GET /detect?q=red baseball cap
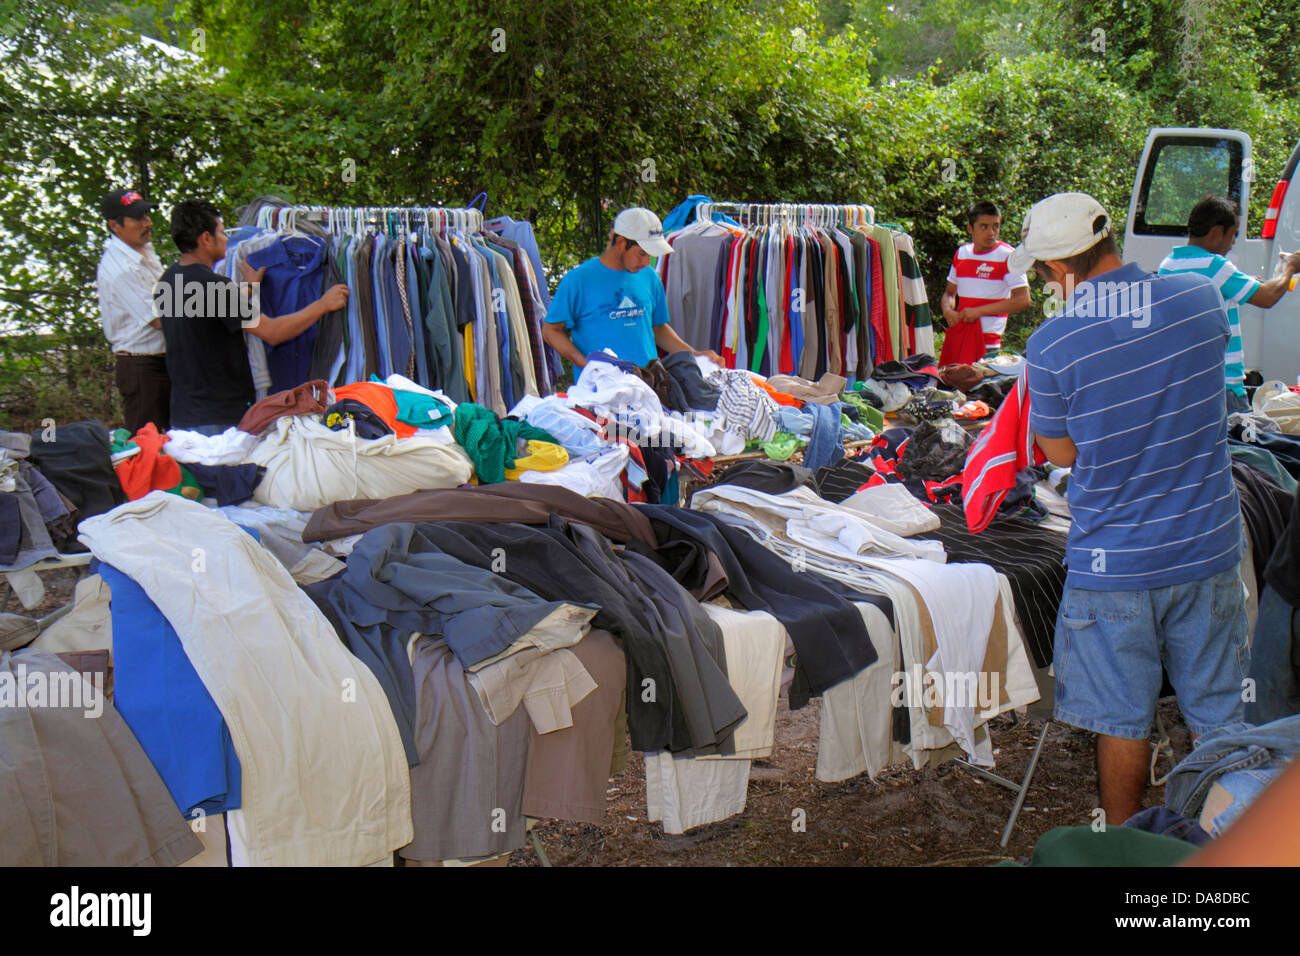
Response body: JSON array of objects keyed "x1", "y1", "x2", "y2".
[{"x1": 100, "y1": 189, "x2": 157, "y2": 220}]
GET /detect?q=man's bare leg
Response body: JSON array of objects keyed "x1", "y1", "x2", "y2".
[{"x1": 1097, "y1": 734, "x2": 1149, "y2": 825}]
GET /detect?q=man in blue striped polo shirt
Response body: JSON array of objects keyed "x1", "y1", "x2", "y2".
[
  {"x1": 1013, "y1": 193, "x2": 1249, "y2": 826},
  {"x1": 1157, "y1": 195, "x2": 1300, "y2": 414}
]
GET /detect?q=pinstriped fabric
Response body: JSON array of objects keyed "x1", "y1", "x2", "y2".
[{"x1": 395, "y1": 240, "x2": 417, "y2": 379}]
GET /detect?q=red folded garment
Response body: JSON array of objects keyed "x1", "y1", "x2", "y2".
[
  {"x1": 114, "y1": 423, "x2": 180, "y2": 500},
  {"x1": 938, "y1": 320, "x2": 986, "y2": 367},
  {"x1": 237, "y1": 380, "x2": 331, "y2": 435}
]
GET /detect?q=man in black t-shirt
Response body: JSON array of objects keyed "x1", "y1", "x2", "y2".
[{"x1": 154, "y1": 200, "x2": 348, "y2": 432}]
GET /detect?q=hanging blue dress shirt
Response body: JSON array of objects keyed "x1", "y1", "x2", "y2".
[
  {"x1": 370, "y1": 234, "x2": 393, "y2": 377},
  {"x1": 382, "y1": 238, "x2": 413, "y2": 378},
  {"x1": 245, "y1": 234, "x2": 326, "y2": 393}
]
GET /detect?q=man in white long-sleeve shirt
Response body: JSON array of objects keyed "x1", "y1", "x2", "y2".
[{"x1": 97, "y1": 188, "x2": 169, "y2": 432}]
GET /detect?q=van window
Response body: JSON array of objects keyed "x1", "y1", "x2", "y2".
[{"x1": 1134, "y1": 136, "x2": 1246, "y2": 236}]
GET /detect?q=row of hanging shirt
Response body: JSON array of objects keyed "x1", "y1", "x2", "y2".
[
  {"x1": 655, "y1": 202, "x2": 934, "y2": 380},
  {"x1": 214, "y1": 205, "x2": 560, "y2": 416}
]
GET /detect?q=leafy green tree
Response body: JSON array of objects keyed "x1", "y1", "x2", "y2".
[
  {"x1": 848, "y1": 0, "x2": 1033, "y2": 81},
  {"x1": 186, "y1": 0, "x2": 881, "y2": 263},
  {"x1": 0, "y1": 0, "x2": 355, "y2": 426},
  {"x1": 1029, "y1": 0, "x2": 1300, "y2": 229},
  {"x1": 3, "y1": 0, "x2": 1298, "y2": 428},
  {"x1": 871, "y1": 53, "x2": 1155, "y2": 347}
]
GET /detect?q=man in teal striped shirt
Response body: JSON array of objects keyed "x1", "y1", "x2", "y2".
[{"x1": 1158, "y1": 195, "x2": 1300, "y2": 413}]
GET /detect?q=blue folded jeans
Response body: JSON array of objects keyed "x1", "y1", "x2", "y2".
[
  {"x1": 1122, "y1": 806, "x2": 1212, "y2": 846},
  {"x1": 1164, "y1": 714, "x2": 1300, "y2": 824},
  {"x1": 802, "y1": 401, "x2": 846, "y2": 473}
]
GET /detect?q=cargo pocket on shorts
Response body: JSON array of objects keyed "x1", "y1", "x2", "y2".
[
  {"x1": 1211, "y1": 572, "x2": 1246, "y2": 623},
  {"x1": 1054, "y1": 611, "x2": 1092, "y2": 709},
  {"x1": 1211, "y1": 572, "x2": 1250, "y2": 679}
]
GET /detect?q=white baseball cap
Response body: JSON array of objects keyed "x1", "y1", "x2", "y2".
[
  {"x1": 1007, "y1": 192, "x2": 1113, "y2": 274},
  {"x1": 612, "y1": 207, "x2": 673, "y2": 257}
]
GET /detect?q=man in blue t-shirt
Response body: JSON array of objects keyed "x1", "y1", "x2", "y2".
[
  {"x1": 1013, "y1": 192, "x2": 1249, "y2": 827},
  {"x1": 543, "y1": 207, "x2": 722, "y2": 369}
]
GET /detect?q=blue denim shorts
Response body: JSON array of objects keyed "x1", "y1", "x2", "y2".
[{"x1": 1053, "y1": 566, "x2": 1250, "y2": 739}]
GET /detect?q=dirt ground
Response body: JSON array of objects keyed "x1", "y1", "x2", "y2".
[
  {"x1": 513, "y1": 695, "x2": 1194, "y2": 867},
  {"x1": 12, "y1": 567, "x2": 1195, "y2": 868}
]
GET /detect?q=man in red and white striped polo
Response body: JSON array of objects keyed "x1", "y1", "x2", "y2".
[{"x1": 939, "y1": 201, "x2": 1031, "y2": 363}]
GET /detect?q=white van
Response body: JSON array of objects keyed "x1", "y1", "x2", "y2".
[{"x1": 1124, "y1": 127, "x2": 1300, "y2": 382}]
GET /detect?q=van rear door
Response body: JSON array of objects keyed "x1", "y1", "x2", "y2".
[
  {"x1": 1258, "y1": 141, "x2": 1300, "y2": 384},
  {"x1": 1124, "y1": 128, "x2": 1255, "y2": 272},
  {"x1": 1124, "y1": 127, "x2": 1290, "y2": 378}
]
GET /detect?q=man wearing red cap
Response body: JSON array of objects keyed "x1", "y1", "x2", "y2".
[{"x1": 97, "y1": 188, "x2": 170, "y2": 432}]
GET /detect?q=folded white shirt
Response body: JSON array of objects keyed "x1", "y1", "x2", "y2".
[
  {"x1": 165, "y1": 427, "x2": 260, "y2": 466},
  {"x1": 840, "y1": 484, "x2": 942, "y2": 536}
]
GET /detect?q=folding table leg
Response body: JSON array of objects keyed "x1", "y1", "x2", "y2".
[
  {"x1": 528, "y1": 825, "x2": 552, "y2": 867},
  {"x1": 1000, "y1": 719, "x2": 1053, "y2": 847}
]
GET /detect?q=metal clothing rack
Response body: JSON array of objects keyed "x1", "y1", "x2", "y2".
[
  {"x1": 255, "y1": 204, "x2": 485, "y2": 236},
  {"x1": 693, "y1": 201, "x2": 876, "y2": 228}
]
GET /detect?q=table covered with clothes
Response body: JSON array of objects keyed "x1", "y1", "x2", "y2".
[{"x1": 3, "y1": 351, "x2": 1294, "y2": 866}]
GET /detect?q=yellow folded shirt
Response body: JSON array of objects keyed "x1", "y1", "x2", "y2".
[{"x1": 504, "y1": 440, "x2": 570, "y2": 480}]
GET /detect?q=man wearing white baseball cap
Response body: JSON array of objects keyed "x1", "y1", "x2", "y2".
[
  {"x1": 543, "y1": 207, "x2": 722, "y2": 369},
  {"x1": 1020, "y1": 192, "x2": 1248, "y2": 827}
]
